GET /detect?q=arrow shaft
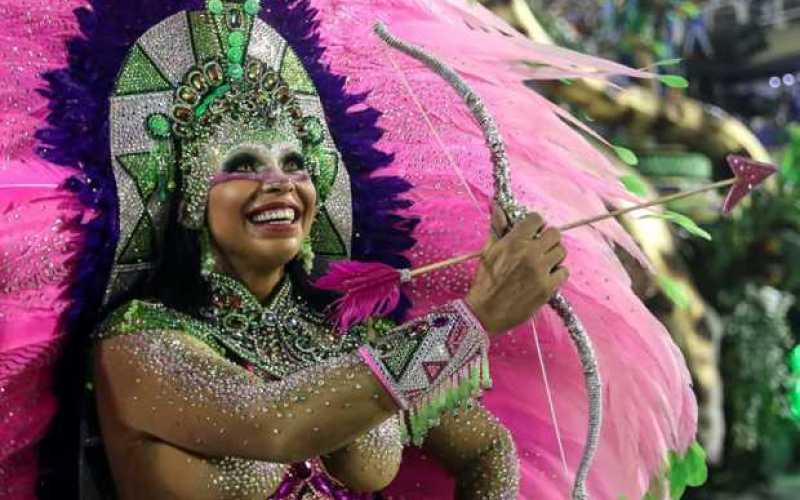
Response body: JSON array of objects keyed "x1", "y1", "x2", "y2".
[
  {"x1": 409, "y1": 178, "x2": 736, "y2": 276},
  {"x1": 557, "y1": 178, "x2": 735, "y2": 231}
]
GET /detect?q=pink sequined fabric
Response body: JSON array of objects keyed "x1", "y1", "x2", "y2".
[{"x1": 0, "y1": 1, "x2": 86, "y2": 497}]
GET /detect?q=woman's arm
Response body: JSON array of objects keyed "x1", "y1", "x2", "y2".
[
  {"x1": 96, "y1": 330, "x2": 396, "y2": 464},
  {"x1": 96, "y1": 296, "x2": 488, "y2": 465},
  {"x1": 422, "y1": 402, "x2": 519, "y2": 500}
]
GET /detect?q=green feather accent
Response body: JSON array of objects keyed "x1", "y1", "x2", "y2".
[
  {"x1": 620, "y1": 174, "x2": 649, "y2": 196},
  {"x1": 613, "y1": 145, "x2": 639, "y2": 166},
  {"x1": 659, "y1": 74, "x2": 689, "y2": 89},
  {"x1": 657, "y1": 275, "x2": 691, "y2": 309},
  {"x1": 641, "y1": 210, "x2": 712, "y2": 241}
]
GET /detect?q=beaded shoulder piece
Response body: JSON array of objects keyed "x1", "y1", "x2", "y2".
[
  {"x1": 197, "y1": 273, "x2": 368, "y2": 378},
  {"x1": 97, "y1": 276, "x2": 373, "y2": 380},
  {"x1": 98, "y1": 300, "x2": 227, "y2": 354}
]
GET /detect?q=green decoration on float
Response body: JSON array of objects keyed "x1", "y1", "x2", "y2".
[
  {"x1": 789, "y1": 345, "x2": 800, "y2": 375},
  {"x1": 659, "y1": 74, "x2": 690, "y2": 89},
  {"x1": 613, "y1": 145, "x2": 639, "y2": 166}
]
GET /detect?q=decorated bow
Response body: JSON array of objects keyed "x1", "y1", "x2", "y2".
[{"x1": 315, "y1": 21, "x2": 778, "y2": 500}]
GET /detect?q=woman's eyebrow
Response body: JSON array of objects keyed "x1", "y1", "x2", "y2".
[{"x1": 277, "y1": 143, "x2": 302, "y2": 157}]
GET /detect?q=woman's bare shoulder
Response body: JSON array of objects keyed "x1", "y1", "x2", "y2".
[{"x1": 95, "y1": 299, "x2": 225, "y2": 353}]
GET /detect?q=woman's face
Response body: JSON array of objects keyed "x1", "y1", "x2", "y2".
[{"x1": 205, "y1": 139, "x2": 317, "y2": 277}]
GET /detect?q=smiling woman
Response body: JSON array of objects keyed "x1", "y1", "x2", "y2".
[
  {"x1": 205, "y1": 134, "x2": 317, "y2": 298},
  {"x1": 86, "y1": 2, "x2": 567, "y2": 499},
  {"x1": 0, "y1": 0, "x2": 703, "y2": 498}
]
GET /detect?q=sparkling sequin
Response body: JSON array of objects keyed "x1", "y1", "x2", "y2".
[{"x1": 139, "y1": 12, "x2": 197, "y2": 85}]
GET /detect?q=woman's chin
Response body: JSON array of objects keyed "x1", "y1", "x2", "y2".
[{"x1": 243, "y1": 237, "x2": 302, "y2": 269}]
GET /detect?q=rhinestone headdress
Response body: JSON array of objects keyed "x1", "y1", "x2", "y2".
[{"x1": 106, "y1": 0, "x2": 352, "y2": 302}]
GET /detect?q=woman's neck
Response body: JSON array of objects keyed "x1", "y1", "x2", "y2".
[
  {"x1": 235, "y1": 265, "x2": 284, "y2": 302},
  {"x1": 213, "y1": 248, "x2": 285, "y2": 303}
]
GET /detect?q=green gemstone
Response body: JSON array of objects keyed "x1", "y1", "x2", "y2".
[
  {"x1": 244, "y1": 0, "x2": 261, "y2": 15},
  {"x1": 228, "y1": 64, "x2": 244, "y2": 80},
  {"x1": 228, "y1": 30, "x2": 245, "y2": 47},
  {"x1": 227, "y1": 46, "x2": 244, "y2": 63},
  {"x1": 789, "y1": 346, "x2": 800, "y2": 374},
  {"x1": 207, "y1": 0, "x2": 224, "y2": 15},
  {"x1": 304, "y1": 117, "x2": 324, "y2": 145},
  {"x1": 146, "y1": 113, "x2": 171, "y2": 139}
]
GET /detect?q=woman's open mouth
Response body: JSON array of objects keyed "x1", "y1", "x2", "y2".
[{"x1": 245, "y1": 203, "x2": 303, "y2": 236}]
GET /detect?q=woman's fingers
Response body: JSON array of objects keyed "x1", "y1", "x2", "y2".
[
  {"x1": 534, "y1": 227, "x2": 561, "y2": 252},
  {"x1": 550, "y1": 266, "x2": 570, "y2": 288},
  {"x1": 490, "y1": 203, "x2": 511, "y2": 238},
  {"x1": 542, "y1": 244, "x2": 567, "y2": 271},
  {"x1": 506, "y1": 211, "x2": 544, "y2": 242}
]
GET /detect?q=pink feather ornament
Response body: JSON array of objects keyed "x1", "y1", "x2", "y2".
[{"x1": 315, "y1": 260, "x2": 406, "y2": 331}]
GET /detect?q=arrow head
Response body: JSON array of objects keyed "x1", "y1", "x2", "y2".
[{"x1": 722, "y1": 155, "x2": 778, "y2": 214}]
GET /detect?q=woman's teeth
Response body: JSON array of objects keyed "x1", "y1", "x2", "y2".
[{"x1": 249, "y1": 208, "x2": 297, "y2": 224}]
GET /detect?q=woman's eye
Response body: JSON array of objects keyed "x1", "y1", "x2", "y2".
[
  {"x1": 236, "y1": 163, "x2": 258, "y2": 172},
  {"x1": 283, "y1": 154, "x2": 305, "y2": 173},
  {"x1": 222, "y1": 152, "x2": 260, "y2": 173}
]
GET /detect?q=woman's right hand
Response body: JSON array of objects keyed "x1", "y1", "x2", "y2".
[{"x1": 465, "y1": 208, "x2": 568, "y2": 336}]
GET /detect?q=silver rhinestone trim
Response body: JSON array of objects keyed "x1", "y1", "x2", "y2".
[
  {"x1": 247, "y1": 18, "x2": 288, "y2": 71},
  {"x1": 139, "y1": 11, "x2": 196, "y2": 86},
  {"x1": 110, "y1": 91, "x2": 173, "y2": 156}
]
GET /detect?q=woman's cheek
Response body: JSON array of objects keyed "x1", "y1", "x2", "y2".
[{"x1": 298, "y1": 182, "x2": 317, "y2": 235}]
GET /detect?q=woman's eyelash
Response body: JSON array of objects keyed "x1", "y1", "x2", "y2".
[
  {"x1": 283, "y1": 153, "x2": 305, "y2": 170},
  {"x1": 222, "y1": 152, "x2": 260, "y2": 172}
]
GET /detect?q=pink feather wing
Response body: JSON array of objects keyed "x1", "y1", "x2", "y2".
[
  {"x1": 0, "y1": 1, "x2": 87, "y2": 497},
  {"x1": 312, "y1": 1, "x2": 698, "y2": 498}
]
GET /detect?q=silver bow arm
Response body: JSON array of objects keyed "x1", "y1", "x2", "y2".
[{"x1": 375, "y1": 22, "x2": 600, "y2": 500}]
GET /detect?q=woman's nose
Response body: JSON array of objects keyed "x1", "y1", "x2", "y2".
[{"x1": 259, "y1": 170, "x2": 295, "y2": 193}]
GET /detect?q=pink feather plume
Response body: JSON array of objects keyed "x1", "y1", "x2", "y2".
[{"x1": 314, "y1": 260, "x2": 404, "y2": 332}]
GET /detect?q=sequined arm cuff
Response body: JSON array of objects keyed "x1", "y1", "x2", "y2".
[{"x1": 358, "y1": 299, "x2": 492, "y2": 446}]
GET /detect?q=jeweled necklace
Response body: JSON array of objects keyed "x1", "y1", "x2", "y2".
[{"x1": 198, "y1": 272, "x2": 364, "y2": 379}]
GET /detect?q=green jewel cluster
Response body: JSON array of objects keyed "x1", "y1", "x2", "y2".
[
  {"x1": 206, "y1": 0, "x2": 261, "y2": 80},
  {"x1": 170, "y1": 56, "x2": 328, "y2": 228},
  {"x1": 169, "y1": 58, "x2": 318, "y2": 143}
]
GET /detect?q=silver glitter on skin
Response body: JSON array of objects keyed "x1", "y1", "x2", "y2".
[
  {"x1": 418, "y1": 401, "x2": 519, "y2": 500},
  {"x1": 95, "y1": 293, "x2": 511, "y2": 497},
  {"x1": 95, "y1": 332, "x2": 397, "y2": 464},
  {"x1": 322, "y1": 416, "x2": 404, "y2": 492}
]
